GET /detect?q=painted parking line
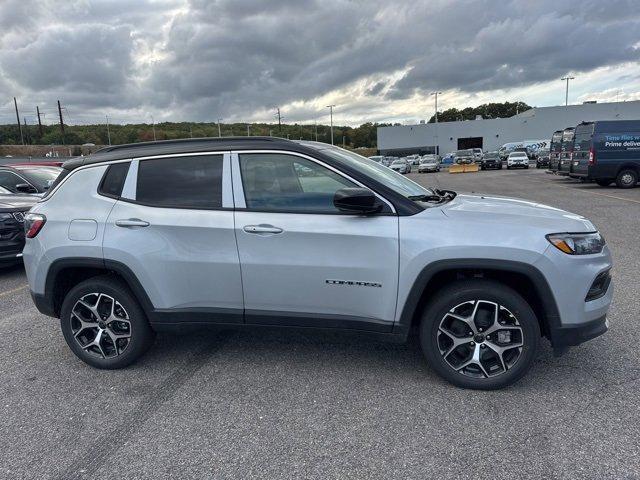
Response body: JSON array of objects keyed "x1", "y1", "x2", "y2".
[
  {"x1": 0, "y1": 284, "x2": 28, "y2": 298},
  {"x1": 531, "y1": 178, "x2": 640, "y2": 205}
]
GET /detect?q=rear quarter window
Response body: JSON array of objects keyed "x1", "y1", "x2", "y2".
[{"x1": 98, "y1": 162, "x2": 130, "y2": 198}]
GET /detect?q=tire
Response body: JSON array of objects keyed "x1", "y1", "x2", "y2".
[
  {"x1": 60, "y1": 275, "x2": 156, "y2": 369},
  {"x1": 498, "y1": 164, "x2": 502, "y2": 170},
  {"x1": 615, "y1": 169, "x2": 638, "y2": 189},
  {"x1": 507, "y1": 165, "x2": 511, "y2": 170},
  {"x1": 419, "y1": 279, "x2": 540, "y2": 390},
  {"x1": 596, "y1": 179, "x2": 612, "y2": 187},
  {"x1": 525, "y1": 165, "x2": 529, "y2": 169}
]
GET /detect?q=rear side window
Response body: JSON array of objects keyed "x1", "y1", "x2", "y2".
[
  {"x1": 136, "y1": 155, "x2": 223, "y2": 208},
  {"x1": 99, "y1": 162, "x2": 130, "y2": 198}
]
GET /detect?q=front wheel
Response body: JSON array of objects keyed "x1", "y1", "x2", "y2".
[
  {"x1": 616, "y1": 169, "x2": 638, "y2": 189},
  {"x1": 419, "y1": 279, "x2": 540, "y2": 390},
  {"x1": 60, "y1": 276, "x2": 156, "y2": 369}
]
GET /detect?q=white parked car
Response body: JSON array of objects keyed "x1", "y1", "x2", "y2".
[
  {"x1": 472, "y1": 149, "x2": 484, "y2": 162},
  {"x1": 507, "y1": 151, "x2": 529, "y2": 169},
  {"x1": 418, "y1": 155, "x2": 441, "y2": 173},
  {"x1": 390, "y1": 158, "x2": 411, "y2": 174}
]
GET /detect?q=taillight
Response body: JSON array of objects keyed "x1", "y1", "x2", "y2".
[
  {"x1": 24, "y1": 213, "x2": 46, "y2": 238},
  {"x1": 588, "y1": 147, "x2": 596, "y2": 165}
]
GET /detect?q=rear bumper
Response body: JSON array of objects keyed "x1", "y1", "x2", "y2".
[{"x1": 30, "y1": 291, "x2": 57, "y2": 317}]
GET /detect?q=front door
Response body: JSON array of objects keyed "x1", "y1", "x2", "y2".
[{"x1": 232, "y1": 151, "x2": 399, "y2": 331}]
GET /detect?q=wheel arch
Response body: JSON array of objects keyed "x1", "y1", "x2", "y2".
[
  {"x1": 394, "y1": 259, "x2": 561, "y2": 341},
  {"x1": 43, "y1": 258, "x2": 154, "y2": 318}
]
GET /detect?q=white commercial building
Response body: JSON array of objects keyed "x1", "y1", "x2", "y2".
[{"x1": 377, "y1": 100, "x2": 640, "y2": 156}]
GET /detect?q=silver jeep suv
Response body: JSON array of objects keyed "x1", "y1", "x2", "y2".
[{"x1": 23, "y1": 138, "x2": 613, "y2": 389}]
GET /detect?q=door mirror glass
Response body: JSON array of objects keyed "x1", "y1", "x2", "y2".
[
  {"x1": 333, "y1": 187, "x2": 382, "y2": 214},
  {"x1": 16, "y1": 183, "x2": 38, "y2": 194}
]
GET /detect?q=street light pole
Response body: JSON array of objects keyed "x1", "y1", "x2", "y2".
[
  {"x1": 217, "y1": 118, "x2": 222, "y2": 137},
  {"x1": 561, "y1": 76, "x2": 575, "y2": 106},
  {"x1": 326, "y1": 104, "x2": 335, "y2": 145},
  {"x1": 430, "y1": 91, "x2": 442, "y2": 123}
]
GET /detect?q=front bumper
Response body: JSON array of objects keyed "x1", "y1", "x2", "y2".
[{"x1": 552, "y1": 315, "x2": 608, "y2": 355}]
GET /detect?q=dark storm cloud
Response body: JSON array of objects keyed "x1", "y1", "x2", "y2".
[{"x1": 0, "y1": 0, "x2": 638, "y2": 123}]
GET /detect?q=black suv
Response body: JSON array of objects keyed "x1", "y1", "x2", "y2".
[
  {"x1": 0, "y1": 165, "x2": 62, "y2": 194},
  {"x1": 480, "y1": 151, "x2": 502, "y2": 170},
  {"x1": 0, "y1": 190, "x2": 38, "y2": 266},
  {"x1": 570, "y1": 120, "x2": 640, "y2": 188}
]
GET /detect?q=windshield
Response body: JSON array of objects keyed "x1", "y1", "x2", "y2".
[
  {"x1": 308, "y1": 144, "x2": 433, "y2": 199},
  {"x1": 421, "y1": 157, "x2": 436, "y2": 163},
  {"x1": 456, "y1": 150, "x2": 474, "y2": 156},
  {"x1": 550, "y1": 132, "x2": 563, "y2": 152},
  {"x1": 484, "y1": 153, "x2": 499, "y2": 159},
  {"x1": 17, "y1": 167, "x2": 62, "y2": 190},
  {"x1": 392, "y1": 160, "x2": 404, "y2": 165}
]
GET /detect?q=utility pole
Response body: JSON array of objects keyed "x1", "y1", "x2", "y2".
[
  {"x1": 430, "y1": 91, "x2": 442, "y2": 123},
  {"x1": 23, "y1": 117, "x2": 30, "y2": 144},
  {"x1": 247, "y1": 123, "x2": 250, "y2": 136},
  {"x1": 275, "y1": 107, "x2": 282, "y2": 134},
  {"x1": 326, "y1": 104, "x2": 335, "y2": 145},
  {"x1": 314, "y1": 120, "x2": 318, "y2": 141},
  {"x1": 57, "y1": 100, "x2": 65, "y2": 145},
  {"x1": 106, "y1": 115, "x2": 112, "y2": 145},
  {"x1": 14, "y1": 97, "x2": 24, "y2": 145},
  {"x1": 561, "y1": 76, "x2": 575, "y2": 106},
  {"x1": 217, "y1": 118, "x2": 222, "y2": 137},
  {"x1": 150, "y1": 115, "x2": 157, "y2": 140},
  {"x1": 189, "y1": 125, "x2": 193, "y2": 138},
  {"x1": 36, "y1": 106, "x2": 44, "y2": 137}
]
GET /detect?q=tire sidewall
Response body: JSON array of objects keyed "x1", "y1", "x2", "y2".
[
  {"x1": 60, "y1": 276, "x2": 155, "y2": 369},
  {"x1": 419, "y1": 280, "x2": 540, "y2": 390}
]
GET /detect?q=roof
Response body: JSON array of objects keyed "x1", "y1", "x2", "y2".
[{"x1": 63, "y1": 136, "x2": 311, "y2": 170}]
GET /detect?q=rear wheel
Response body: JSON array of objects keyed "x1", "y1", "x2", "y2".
[
  {"x1": 60, "y1": 276, "x2": 155, "y2": 369},
  {"x1": 596, "y1": 179, "x2": 613, "y2": 187},
  {"x1": 419, "y1": 279, "x2": 540, "y2": 390},
  {"x1": 616, "y1": 169, "x2": 637, "y2": 189}
]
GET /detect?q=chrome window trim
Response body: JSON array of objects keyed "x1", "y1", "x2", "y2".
[
  {"x1": 120, "y1": 160, "x2": 137, "y2": 200},
  {"x1": 230, "y1": 149, "x2": 397, "y2": 214}
]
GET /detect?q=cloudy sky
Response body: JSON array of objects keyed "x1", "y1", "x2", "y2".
[{"x1": 0, "y1": 0, "x2": 639, "y2": 126}]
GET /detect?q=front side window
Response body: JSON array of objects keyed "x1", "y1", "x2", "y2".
[
  {"x1": 239, "y1": 153, "x2": 355, "y2": 213},
  {"x1": 136, "y1": 155, "x2": 223, "y2": 208}
]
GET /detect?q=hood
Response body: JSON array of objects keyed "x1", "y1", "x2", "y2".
[
  {"x1": 440, "y1": 193, "x2": 595, "y2": 232},
  {"x1": 0, "y1": 194, "x2": 39, "y2": 211}
]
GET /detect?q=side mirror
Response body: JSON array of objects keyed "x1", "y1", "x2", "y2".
[
  {"x1": 334, "y1": 187, "x2": 383, "y2": 214},
  {"x1": 15, "y1": 183, "x2": 38, "y2": 194}
]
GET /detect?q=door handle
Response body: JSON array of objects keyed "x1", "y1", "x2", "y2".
[
  {"x1": 115, "y1": 218, "x2": 150, "y2": 228},
  {"x1": 243, "y1": 224, "x2": 283, "y2": 234}
]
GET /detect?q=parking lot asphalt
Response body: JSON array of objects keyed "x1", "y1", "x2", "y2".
[{"x1": 1, "y1": 168, "x2": 639, "y2": 480}]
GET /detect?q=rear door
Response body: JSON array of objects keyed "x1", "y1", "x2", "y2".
[
  {"x1": 572, "y1": 123, "x2": 594, "y2": 176},
  {"x1": 103, "y1": 153, "x2": 244, "y2": 324},
  {"x1": 232, "y1": 151, "x2": 399, "y2": 331}
]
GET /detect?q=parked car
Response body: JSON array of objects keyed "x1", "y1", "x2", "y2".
[
  {"x1": 547, "y1": 130, "x2": 563, "y2": 173},
  {"x1": 442, "y1": 152, "x2": 456, "y2": 164},
  {"x1": 368, "y1": 155, "x2": 385, "y2": 164},
  {"x1": 507, "y1": 151, "x2": 529, "y2": 169},
  {"x1": 557, "y1": 127, "x2": 575, "y2": 176},
  {"x1": 0, "y1": 165, "x2": 62, "y2": 194},
  {"x1": 454, "y1": 149, "x2": 475, "y2": 164},
  {"x1": 569, "y1": 120, "x2": 640, "y2": 188},
  {"x1": 481, "y1": 151, "x2": 502, "y2": 170},
  {"x1": 1, "y1": 192, "x2": 38, "y2": 266},
  {"x1": 404, "y1": 154, "x2": 421, "y2": 166},
  {"x1": 418, "y1": 155, "x2": 441, "y2": 173},
  {"x1": 536, "y1": 148, "x2": 550, "y2": 169},
  {"x1": 23, "y1": 137, "x2": 613, "y2": 390},
  {"x1": 390, "y1": 158, "x2": 411, "y2": 174},
  {"x1": 472, "y1": 148, "x2": 484, "y2": 162}
]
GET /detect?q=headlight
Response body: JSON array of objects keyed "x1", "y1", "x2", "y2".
[{"x1": 546, "y1": 232, "x2": 605, "y2": 255}]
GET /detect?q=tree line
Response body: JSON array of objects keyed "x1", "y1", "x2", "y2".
[{"x1": 0, "y1": 102, "x2": 532, "y2": 148}]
